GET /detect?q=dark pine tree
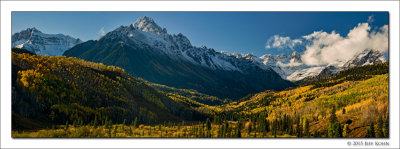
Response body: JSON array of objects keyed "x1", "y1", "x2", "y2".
[
  {"x1": 334, "y1": 123, "x2": 342, "y2": 138},
  {"x1": 235, "y1": 121, "x2": 242, "y2": 138},
  {"x1": 65, "y1": 121, "x2": 69, "y2": 130},
  {"x1": 206, "y1": 118, "x2": 212, "y2": 130},
  {"x1": 329, "y1": 106, "x2": 338, "y2": 123},
  {"x1": 365, "y1": 122, "x2": 375, "y2": 138},
  {"x1": 304, "y1": 118, "x2": 310, "y2": 137},
  {"x1": 133, "y1": 117, "x2": 138, "y2": 128},
  {"x1": 383, "y1": 115, "x2": 389, "y2": 138},
  {"x1": 376, "y1": 116, "x2": 384, "y2": 138}
]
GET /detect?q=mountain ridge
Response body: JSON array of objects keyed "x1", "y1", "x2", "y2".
[{"x1": 64, "y1": 16, "x2": 294, "y2": 99}]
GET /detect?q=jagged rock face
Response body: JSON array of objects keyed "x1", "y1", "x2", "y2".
[
  {"x1": 12, "y1": 28, "x2": 82, "y2": 56},
  {"x1": 64, "y1": 16, "x2": 294, "y2": 99},
  {"x1": 342, "y1": 49, "x2": 385, "y2": 69},
  {"x1": 312, "y1": 65, "x2": 339, "y2": 79},
  {"x1": 289, "y1": 51, "x2": 302, "y2": 63}
]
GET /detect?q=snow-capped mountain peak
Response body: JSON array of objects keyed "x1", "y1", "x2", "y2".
[
  {"x1": 12, "y1": 28, "x2": 82, "y2": 56},
  {"x1": 132, "y1": 16, "x2": 167, "y2": 35},
  {"x1": 103, "y1": 16, "x2": 277, "y2": 73}
]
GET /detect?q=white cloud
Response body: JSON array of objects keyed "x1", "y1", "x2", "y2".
[
  {"x1": 98, "y1": 27, "x2": 105, "y2": 36},
  {"x1": 301, "y1": 23, "x2": 388, "y2": 66},
  {"x1": 265, "y1": 35, "x2": 302, "y2": 50}
]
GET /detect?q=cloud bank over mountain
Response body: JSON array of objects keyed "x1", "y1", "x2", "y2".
[
  {"x1": 265, "y1": 21, "x2": 388, "y2": 66},
  {"x1": 301, "y1": 23, "x2": 388, "y2": 66}
]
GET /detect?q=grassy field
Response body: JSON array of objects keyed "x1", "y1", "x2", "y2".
[{"x1": 12, "y1": 122, "x2": 297, "y2": 138}]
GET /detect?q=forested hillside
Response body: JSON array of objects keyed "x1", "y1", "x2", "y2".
[
  {"x1": 12, "y1": 49, "x2": 204, "y2": 130},
  {"x1": 218, "y1": 62, "x2": 389, "y2": 138}
]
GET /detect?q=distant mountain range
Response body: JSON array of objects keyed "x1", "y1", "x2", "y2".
[
  {"x1": 12, "y1": 16, "x2": 388, "y2": 98},
  {"x1": 259, "y1": 48, "x2": 387, "y2": 81},
  {"x1": 12, "y1": 28, "x2": 82, "y2": 56}
]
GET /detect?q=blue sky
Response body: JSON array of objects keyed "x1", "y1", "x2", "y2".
[{"x1": 12, "y1": 12, "x2": 388, "y2": 56}]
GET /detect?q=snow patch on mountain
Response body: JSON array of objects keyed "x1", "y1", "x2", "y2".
[{"x1": 286, "y1": 66, "x2": 325, "y2": 81}]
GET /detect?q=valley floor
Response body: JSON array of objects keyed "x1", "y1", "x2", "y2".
[{"x1": 12, "y1": 123, "x2": 297, "y2": 138}]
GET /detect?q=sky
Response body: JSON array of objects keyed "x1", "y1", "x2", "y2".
[{"x1": 12, "y1": 12, "x2": 388, "y2": 57}]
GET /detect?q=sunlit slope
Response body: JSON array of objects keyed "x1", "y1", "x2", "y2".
[{"x1": 223, "y1": 63, "x2": 388, "y2": 137}]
